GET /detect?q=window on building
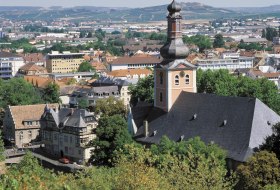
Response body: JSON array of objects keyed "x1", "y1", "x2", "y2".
[
  {"x1": 65, "y1": 146, "x2": 68, "y2": 154},
  {"x1": 160, "y1": 92, "x2": 163, "y2": 102},
  {"x1": 175, "y1": 75, "x2": 179, "y2": 85},
  {"x1": 185, "y1": 75, "x2": 190, "y2": 85},
  {"x1": 64, "y1": 135, "x2": 68, "y2": 143},
  {"x1": 160, "y1": 72, "x2": 163, "y2": 85}
]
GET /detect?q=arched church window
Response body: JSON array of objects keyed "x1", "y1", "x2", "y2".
[
  {"x1": 160, "y1": 72, "x2": 163, "y2": 85},
  {"x1": 185, "y1": 74, "x2": 190, "y2": 85},
  {"x1": 175, "y1": 75, "x2": 179, "y2": 85}
]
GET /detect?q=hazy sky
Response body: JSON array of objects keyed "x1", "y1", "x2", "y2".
[{"x1": 0, "y1": 0, "x2": 277, "y2": 8}]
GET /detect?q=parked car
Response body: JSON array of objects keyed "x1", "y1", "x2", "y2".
[{"x1": 59, "y1": 157, "x2": 70, "y2": 164}]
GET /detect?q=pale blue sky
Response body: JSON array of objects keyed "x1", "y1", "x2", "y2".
[{"x1": 0, "y1": 0, "x2": 277, "y2": 8}]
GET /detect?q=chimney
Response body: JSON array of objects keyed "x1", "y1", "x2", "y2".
[{"x1": 143, "y1": 120, "x2": 149, "y2": 137}]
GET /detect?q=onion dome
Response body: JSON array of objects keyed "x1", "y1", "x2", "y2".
[{"x1": 167, "y1": 0, "x2": 181, "y2": 13}]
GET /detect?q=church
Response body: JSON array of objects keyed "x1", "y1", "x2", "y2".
[{"x1": 129, "y1": 0, "x2": 280, "y2": 166}]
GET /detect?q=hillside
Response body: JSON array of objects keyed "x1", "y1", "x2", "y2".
[{"x1": 0, "y1": 2, "x2": 237, "y2": 22}]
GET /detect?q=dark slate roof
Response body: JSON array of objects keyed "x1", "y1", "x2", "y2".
[
  {"x1": 134, "y1": 92, "x2": 280, "y2": 162},
  {"x1": 43, "y1": 107, "x2": 94, "y2": 128},
  {"x1": 92, "y1": 76, "x2": 138, "y2": 87}
]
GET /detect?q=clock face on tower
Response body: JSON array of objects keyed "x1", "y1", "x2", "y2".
[{"x1": 180, "y1": 70, "x2": 185, "y2": 78}]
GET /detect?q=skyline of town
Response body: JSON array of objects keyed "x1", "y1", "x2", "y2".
[{"x1": 0, "y1": 0, "x2": 279, "y2": 8}]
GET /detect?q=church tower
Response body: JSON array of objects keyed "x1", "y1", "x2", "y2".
[{"x1": 154, "y1": 0, "x2": 197, "y2": 112}]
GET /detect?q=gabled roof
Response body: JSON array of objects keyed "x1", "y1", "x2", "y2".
[
  {"x1": 156, "y1": 59, "x2": 196, "y2": 70},
  {"x1": 134, "y1": 92, "x2": 280, "y2": 162},
  {"x1": 19, "y1": 63, "x2": 47, "y2": 72},
  {"x1": 7, "y1": 104, "x2": 58, "y2": 129}
]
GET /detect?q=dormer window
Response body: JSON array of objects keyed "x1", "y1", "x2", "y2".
[
  {"x1": 175, "y1": 75, "x2": 179, "y2": 85},
  {"x1": 185, "y1": 74, "x2": 190, "y2": 85},
  {"x1": 160, "y1": 72, "x2": 163, "y2": 85}
]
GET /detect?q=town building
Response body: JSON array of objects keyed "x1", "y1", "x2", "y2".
[
  {"x1": 130, "y1": 1, "x2": 280, "y2": 167},
  {"x1": 273, "y1": 37, "x2": 280, "y2": 45},
  {"x1": 40, "y1": 106, "x2": 97, "y2": 163},
  {"x1": 0, "y1": 52, "x2": 25, "y2": 79},
  {"x1": 91, "y1": 77, "x2": 138, "y2": 106},
  {"x1": 69, "y1": 86, "x2": 120, "y2": 108},
  {"x1": 46, "y1": 51, "x2": 85, "y2": 74},
  {"x1": 106, "y1": 68, "x2": 152, "y2": 80},
  {"x1": 22, "y1": 53, "x2": 46, "y2": 67},
  {"x1": 3, "y1": 104, "x2": 58, "y2": 148},
  {"x1": 109, "y1": 55, "x2": 161, "y2": 71},
  {"x1": 18, "y1": 63, "x2": 48, "y2": 76},
  {"x1": 196, "y1": 56, "x2": 254, "y2": 71}
]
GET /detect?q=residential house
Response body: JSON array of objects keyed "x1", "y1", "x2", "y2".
[
  {"x1": 41, "y1": 107, "x2": 97, "y2": 163},
  {"x1": 3, "y1": 104, "x2": 58, "y2": 148},
  {"x1": 18, "y1": 63, "x2": 48, "y2": 76}
]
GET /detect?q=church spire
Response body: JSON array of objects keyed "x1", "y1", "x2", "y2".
[{"x1": 160, "y1": 0, "x2": 189, "y2": 60}]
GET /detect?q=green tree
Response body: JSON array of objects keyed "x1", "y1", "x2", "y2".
[
  {"x1": 95, "y1": 96, "x2": 126, "y2": 117},
  {"x1": 128, "y1": 75, "x2": 154, "y2": 105},
  {"x1": 78, "y1": 61, "x2": 95, "y2": 72},
  {"x1": 259, "y1": 123, "x2": 280, "y2": 160},
  {"x1": 87, "y1": 31, "x2": 93, "y2": 38},
  {"x1": 237, "y1": 151, "x2": 280, "y2": 190},
  {"x1": 197, "y1": 69, "x2": 280, "y2": 115},
  {"x1": 0, "y1": 78, "x2": 42, "y2": 108},
  {"x1": 78, "y1": 99, "x2": 89, "y2": 109},
  {"x1": 41, "y1": 83, "x2": 60, "y2": 104},
  {"x1": 262, "y1": 29, "x2": 266, "y2": 38},
  {"x1": 213, "y1": 34, "x2": 225, "y2": 48},
  {"x1": 183, "y1": 35, "x2": 212, "y2": 52},
  {"x1": 90, "y1": 115, "x2": 133, "y2": 166},
  {"x1": 266, "y1": 27, "x2": 278, "y2": 41}
]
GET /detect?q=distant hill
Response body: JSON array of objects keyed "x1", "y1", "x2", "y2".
[
  {"x1": 227, "y1": 5, "x2": 280, "y2": 14},
  {"x1": 0, "y1": 2, "x2": 237, "y2": 22}
]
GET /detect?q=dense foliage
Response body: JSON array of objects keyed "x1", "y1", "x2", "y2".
[
  {"x1": 41, "y1": 83, "x2": 61, "y2": 104},
  {"x1": 259, "y1": 123, "x2": 280, "y2": 160},
  {"x1": 0, "y1": 78, "x2": 42, "y2": 108},
  {"x1": 213, "y1": 34, "x2": 225, "y2": 48},
  {"x1": 183, "y1": 34, "x2": 212, "y2": 52},
  {"x1": 90, "y1": 115, "x2": 133, "y2": 166},
  {"x1": 95, "y1": 97, "x2": 127, "y2": 117},
  {"x1": 128, "y1": 74, "x2": 154, "y2": 105},
  {"x1": 236, "y1": 151, "x2": 280, "y2": 190},
  {"x1": 77, "y1": 61, "x2": 95, "y2": 72},
  {"x1": 197, "y1": 69, "x2": 280, "y2": 114}
]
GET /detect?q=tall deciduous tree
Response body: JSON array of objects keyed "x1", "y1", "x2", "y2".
[
  {"x1": 259, "y1": 123, "x2": 280, "y2": 160},
  {"x1": 78, "y1": 61, "x2": 95, "y2": 72},
  {"x1": 213, "y1": 34, "x2": 225, "y2": 48},
  {"x1": 41, "y1": 83, "x2": 61, "y2": 104},
  {"x1": 90, "y1": 115, "x2": 133, "y2": 166},
  {"x1": 183, "y1": 35, "x2": 212, "y2": 52},
  {"x1": 128, "y1": 75, "x2": 154, "y2": 105},
  {"x1": 95, "y1": 97, "x2": 126, "y2": 117},
  {"x1": 237, "y1": 151, "x2": 280, "y2": 190},
  {"x1": 0, "y1": 78, "x2": 42, "y2": 108}
]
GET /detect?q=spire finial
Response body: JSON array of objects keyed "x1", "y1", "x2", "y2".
[{"x1": 167, "y1": 0, "x2": 181, "y2": 13}]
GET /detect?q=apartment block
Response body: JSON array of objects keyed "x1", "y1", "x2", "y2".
[{"x1": 46, "y1": 51, "x2": 85, "y2": 73}]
